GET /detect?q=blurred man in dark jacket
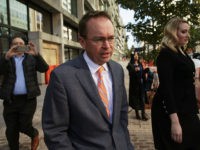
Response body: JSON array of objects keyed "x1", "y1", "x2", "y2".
[{"x1": 0, "y1": 36, "x2": 49, "y2": 150}]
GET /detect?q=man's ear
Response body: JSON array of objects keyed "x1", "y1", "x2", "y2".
[{"x1": 78, "y1": 35, "x2": 86, "y2": 49}]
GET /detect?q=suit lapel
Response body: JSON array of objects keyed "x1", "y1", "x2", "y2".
[{"x1": 75, "y1": 55, "x2": 110, "y2": 122}]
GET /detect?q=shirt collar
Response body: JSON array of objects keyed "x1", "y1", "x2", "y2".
[
  {"x1": 83, "y1": 51, "x2": 109, "y2": 74},
  {"x1": 14, "y1": 54, "x2": 25, "y2": 58}
]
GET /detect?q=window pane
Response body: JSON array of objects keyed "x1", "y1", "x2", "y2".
[
  {"x1": 0, "y1": 37, "x2": 9, "y2": 52},
  {"x1": 71, "y1": 49, "x2": 79, "y2": 59},
  {"x1": 63, "y1": 24, "x2": 78, "y2": 42},
  {"x1": 71, "y1": 28, "x2": 78, "y2": 41},
  {"x1": 62, "y1": 0, "x2": 71, "y2": 13},
  {"x1": 0, "y1": 0, "x2": 8, "y2": 24},
  {"x1": 29, "y1": 8, "x2": 43, "y2": 31},
  {"x1": 29, "y1": 6, "x2": 51, "y2": 34},
  {"x1": 10, "y1": 0, "x2": 28, "y2": 30},
  {"x1": 64, "y1": 47, "x2": 81, "y2": 61},
  {"x1": 64, "y1": 47, "x2": 70, "y2": 61},
  {"x1": 0, "y1": 27, "x2": 9, "y2": 52},
  {"x1": 71, "y1": 0, "x2": 77, "y2": 17},
  {"x1": 0, "y1": 26, "x2": 9, "y2": 37},
  {"x1": 10, "y1": 29, "x2": 28, "y2": 43}
]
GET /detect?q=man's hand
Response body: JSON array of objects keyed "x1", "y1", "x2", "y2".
[
  {"x1": 25, "y1": 42, "x2": 38, "y2": 56},
  {"x1": 5, "y1": 45, "x2": 19, "y2": 60}
]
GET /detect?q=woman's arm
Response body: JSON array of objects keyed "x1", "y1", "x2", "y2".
[{"x1": 170, "y1": 113, "x2": 182, "y2": 143}]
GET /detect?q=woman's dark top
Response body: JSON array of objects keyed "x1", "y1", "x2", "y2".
[
  {"x1": 151, "y1": 46, "x2": 200, "y2": 149},
  {"x1": 127, "y1": 62, "x2": 146, "y2": 110},
  {"x1": 152, "y1": 47, "x2": 198, "y2": 116}
]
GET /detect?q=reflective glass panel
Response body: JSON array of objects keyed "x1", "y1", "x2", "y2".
[
  {"x1": 10, "y1": 0, "x2": 28, "y2": 30},
  {"x1": 0, "y1": 0, "x2": 8, "y2": 24}
]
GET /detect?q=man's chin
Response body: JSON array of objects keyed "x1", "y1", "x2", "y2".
[{"x1": 102, "y1": 58, "x2": 111, "y2": 64}]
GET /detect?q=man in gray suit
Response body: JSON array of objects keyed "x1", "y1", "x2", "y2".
[{"x1": 42, "y1": 11, "x2": 134, "y2": 150}]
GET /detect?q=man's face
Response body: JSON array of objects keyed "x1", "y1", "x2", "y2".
[
  {"x1": 11, "y1": 37, "x2": 25, "y2": 55},
  {"x1": 79, "y1": 17, "x2": 114, "y2": 65},
  {"x1": 11, "y1": 37, "x2": 25, "y2": 47},
  {"x1": 134, "y1": 52, "x2": 139, "y2": 61}
]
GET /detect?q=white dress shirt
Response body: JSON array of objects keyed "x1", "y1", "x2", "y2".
[
  {"x1": 13, "y1": 55, "x2": 27, "y2": 95},
  {"x1": 83, "y1": 52, "x2": 113, "y2": 122}
]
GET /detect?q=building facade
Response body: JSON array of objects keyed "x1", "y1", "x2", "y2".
[{"x1": 0, "y1": 0, "x2": 126, "y2": 83}]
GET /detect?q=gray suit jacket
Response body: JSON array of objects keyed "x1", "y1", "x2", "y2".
[{"x1": 42, "y1": 54, "x2": 134, "y2": 150}]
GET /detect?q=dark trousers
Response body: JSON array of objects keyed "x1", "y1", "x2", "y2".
[{"x1": 3, "y1": 95, "x2": 38, "y2": 150}]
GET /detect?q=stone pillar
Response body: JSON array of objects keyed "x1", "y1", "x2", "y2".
[{"x1": 28, "y1": 32, "x2": 46, "y2": 84}]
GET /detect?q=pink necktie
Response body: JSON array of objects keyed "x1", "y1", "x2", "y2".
[{"x1": 97, "y1": 66, "x2": 110, "y2": 117}]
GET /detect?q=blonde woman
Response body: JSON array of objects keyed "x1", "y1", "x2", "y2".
[{"x1": 151, "y1": 17, "x2": 200, "y2": 149}]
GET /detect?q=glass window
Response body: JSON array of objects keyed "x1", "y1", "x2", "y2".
[
  {"x1": 71, "y1": 49, "x2": 80, "y2": 59},
  {"x1": 63, "y1": 26, "x2": 72, "y2": 40},
  {"x1": 62, "y1": 0, "x2": 77, "y2": 17},
  {"x1": 64, "y1": 47, "x2": 81, "y2": 61},
  {"x1": 63, "y1": 23, "x2": 78, "y2": 42},
  {"x1": 41, "y1": 10, "x2": 51, "y2": 34},
  {"x1": 71, "y1": 0, "x2": 77, "y2": 17},
  {"x1": 9, "y1": 0, "x2": 28, "y2": 30},
  {"x1": 71, "y1": 28, "x2": 78, "y2": 41},
  {"x1": 29, "y1": 8, "x2": 43, "y2": 31},
  {"x1": 29, "y1": 6, "x2": 51, "y2": 34},
  {"x1": 84, "y1": 5, "x2": 90, "y2": 14},
  {"x1": 0, "y1": 26, "x2": 9, "y2": 37},
  {"x1": 64, "y1": 47, "x2": 70, "y2": 61},
  {"x1": 62, "y1": 0, "x2": 71, "y2": 13},
  {"x1": 0, "y1": 0, "x2": 8, "y2": 24},
  {"x1": 10, "y1": 29, "x2": 28, "y2": 44},
  {"x1": 0, "y1": 27, "x2": 9, "y2": 52},
  {"x1": 0, "y1": 37, "x2": 9, "y2": 52}
]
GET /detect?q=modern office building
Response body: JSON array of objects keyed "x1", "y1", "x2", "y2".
[{"x1": 0, "y1": 0, "x2": 126, "y2": 83}]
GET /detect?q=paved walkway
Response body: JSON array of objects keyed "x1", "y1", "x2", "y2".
[{"x1": 0, "y1": 60, "x2": 155, "y2": 150}]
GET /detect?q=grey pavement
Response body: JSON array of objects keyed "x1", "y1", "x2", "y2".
[{"x1": 0, "y1": 60, "x2": 155, "y2": 150}]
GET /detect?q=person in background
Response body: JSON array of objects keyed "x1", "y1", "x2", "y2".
[
  {"x1": 127, "y1": 52, "x2": 148, "y2": 121},
  {"x1": 143, "y1": 67, "x2": 154, "y2": 104},
  {"x1": 193, "y1": 54, "x2": 200, "y2": 108},
  {"x1": 151, "y1": 17, "x2": 200, "y2": 150},
  {"x1": 185, "y1": 48, "x2": 200, "y2": 108},
  {"x1": 42, "y1": 11, "x2": 134, "y2": 150},
  {"x1": 151, "y1": 70, "x2": 159, "y2": 91},
  {"x1": 0, "y1": 36, "x2": 49, "y2": 150}
]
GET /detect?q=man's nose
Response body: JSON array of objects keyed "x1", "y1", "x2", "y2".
[{"x1": 102, "y1": 40, "x2": 111, "y2": 48}]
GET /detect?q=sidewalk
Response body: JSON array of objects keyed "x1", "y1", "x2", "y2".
[{"x1": 0, "y1": 60, "x2": 154, "y2": 150}]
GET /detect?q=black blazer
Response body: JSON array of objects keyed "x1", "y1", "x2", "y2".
[{"x1": 153, "y1": 47, "x2": 199, "y2": 116}]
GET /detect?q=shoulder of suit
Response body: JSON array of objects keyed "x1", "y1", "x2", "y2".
[
  {"x1": 54, "y1": 55, "x2": 85, "y2": 72},
  {"x1": 109, "y1": 60, "x2": 122, "y2": 67},
  {"x1": 108, "y1": 61, "x2": 123, "y2": 73}
]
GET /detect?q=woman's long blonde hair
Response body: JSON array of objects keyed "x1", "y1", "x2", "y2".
[{"x1": 160, "y1": 17, "x2": 189, "y2": 52}]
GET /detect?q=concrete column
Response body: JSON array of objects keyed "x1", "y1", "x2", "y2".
[
  {"x1": 52, "y1": 12, "x2": 65, "y2": 63},
  {"x1": 28, "y1": 32, "x2": 46, "y2": 84},
  {"x1": 61, "y1": 42, "x2": 65, "y2": 63}
]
